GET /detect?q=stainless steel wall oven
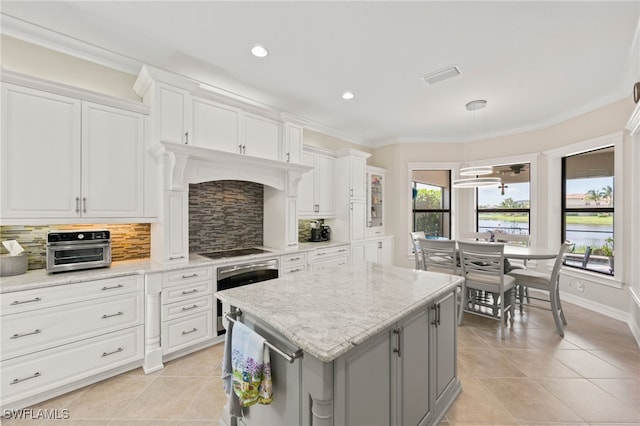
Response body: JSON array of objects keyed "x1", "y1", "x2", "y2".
[{"x1": 215, "y1": 258, "x2": 279, "y2": 334}]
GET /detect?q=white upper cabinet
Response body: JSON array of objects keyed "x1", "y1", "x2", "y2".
[
  {"x1": 157, "y1": 84, "x2": 190, "y2": 145},
  {"x1": 243, "y1": 113, "x2": 281, "y2": 161},
  {"x1": 350, "y1": 155, "x2": 367, "y2": 200},
  {"x1": 81, "y1": 102, "x2": 144, "y2": 218},
  {"x1": 190, "y1": 97, "x2": 241, "y2": 153},
  {"x1": 298, "y1": 147, "x2": 335, "y2": 218},
  {"x1": 1, "y1": 83, "x2": 145, "y2": 220},
  {"x1": 283, "y1": 122, "x2": 303, "y2": 164},
  {"x1": 2, "y1": 84, "x2": 81, "y2": 218}
]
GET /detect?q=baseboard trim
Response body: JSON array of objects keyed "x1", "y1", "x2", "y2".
[
  {"x1": 559, "y1": 290, "x2": 629, "y2": 323},
  {"x1": 629, "y1": 287, "x2": 640, "y2": 348}
]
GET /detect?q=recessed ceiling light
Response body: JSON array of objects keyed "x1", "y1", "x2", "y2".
[
  {"x1": 251, "y1": 45, "x2": 268, "y2": 58},
  {"x1": 342, "y1": 91, "x2": 355, "y2": 100},
  {"x1": 466, "y1": 99, "x2": 487, "y2": 111}
]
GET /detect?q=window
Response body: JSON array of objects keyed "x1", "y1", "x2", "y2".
[
  {"x1": 476, "y1": 163, "x2": 531, "y2": 238},
  {"x1": 412, "y1": 170, "x2": 451, "y2": 238},
  {"x1": 562, "y1": 146, "x2": 614, "y2": 275}
]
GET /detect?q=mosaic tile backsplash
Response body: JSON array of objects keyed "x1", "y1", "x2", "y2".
[
  {"x1": 0, "y1": 224, "x2": 151, "y2": 270},
  {"x1": 189, "y1": 180, "x2": 264, "y2": 253}
]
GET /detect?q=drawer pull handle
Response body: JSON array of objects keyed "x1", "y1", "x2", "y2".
[
  {"x1": 182, "y1": 304, "x2": 199, "y2": 311},
  {"x1": 182, "y1": 289, "x2": 198, "y2": 295},
  {"x1": 182, "y1": 327, "x2": 198, "y2": 335},
  {"x1": 338, "y1": 249, "x2": 348, "y2": 252},
  {"x1": 289, "y1": 268, "x2": 301, "y2": 273},
  {"x1": 289, "y1": 256, "x2": 301, "y2": 261},
  {"x1": 102, "y1": 347, "x2": 124, "y2": 357},
  {"x1": 182, "y1": 273, "x2": 198, "y2": 279},
  {"x1": 10, "y1": 329, "x2": 42, "y2": 339},
  {"x1": 10, "y1": 297, "x2": 42, "y2": 306},
  {"x1": 317, "y1": 252, "x2": 326, "y2": 256},
  {"x1": 101, "y1": 311, "x2": 124, "y2": 319},
  {"x1": 10, "y1": 372, "x2": 41, "y2": 385},
  {"x1": 101, "y1": 284, "x2": 124, "y2": 291},
  {"x1": 169, "y1": 255, "x2": 186, "y2": 260}
]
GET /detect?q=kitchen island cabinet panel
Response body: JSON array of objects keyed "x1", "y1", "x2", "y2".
[{"x1": 216, "y1": 263, "x2": 462, "y2": 426}]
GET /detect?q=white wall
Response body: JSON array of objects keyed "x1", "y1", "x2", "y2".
[{"x1": 1, "y1": 35, "x2": 139, "y2": 101}]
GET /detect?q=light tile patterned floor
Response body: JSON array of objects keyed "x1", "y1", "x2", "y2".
[{"x1": 3, "y1": 301, "x2": 639, "y2": 425}]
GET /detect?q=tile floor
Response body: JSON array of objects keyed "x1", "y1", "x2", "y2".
[{"x1": 3, "y1": 299, "x2": 639, "y2": 425}]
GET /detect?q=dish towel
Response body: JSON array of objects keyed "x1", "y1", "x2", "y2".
[{"x1": 222, "y1": 320, "x2": 273, "y2": 411}]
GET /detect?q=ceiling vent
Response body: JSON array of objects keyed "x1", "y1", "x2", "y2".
[{"x1": 422, "y1": 65, "x2": 462, "y2": 85}]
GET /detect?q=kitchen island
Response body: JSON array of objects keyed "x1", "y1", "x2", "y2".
[{"x1": 216, "y1": 262, "x2": 463, "y2": 426}]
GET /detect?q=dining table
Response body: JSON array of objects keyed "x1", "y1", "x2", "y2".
[{"x1": 501, "y1": 244, "x2": 559, "y2": 261}]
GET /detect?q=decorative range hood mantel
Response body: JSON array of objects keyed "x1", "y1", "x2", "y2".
[{"x1": 150, "y1": 141, "x2": 312, "y2": 196}]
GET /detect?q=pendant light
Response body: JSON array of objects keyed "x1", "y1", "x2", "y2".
[{"x1": 453, "y1": 99, "x2": 501, "y2": 188}]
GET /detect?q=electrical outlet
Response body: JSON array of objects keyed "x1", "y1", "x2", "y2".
[{"x1": 576, "y1": 281, "x2": 585, "y2": 292}]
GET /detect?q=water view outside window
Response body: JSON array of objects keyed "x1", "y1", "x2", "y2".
[
  {"x1": 412, "y1": 170, "x2": 451, "y2": 238},
  {"x1": 562, "y1": 147, "x2": 614, "y2": 275},
  {"x1": 477, "y1": 164, "x2": 530, "y2": 238}
]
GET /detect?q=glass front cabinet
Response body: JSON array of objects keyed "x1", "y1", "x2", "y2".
[{"x1": 366, "y1": 166, "x2": 385, "y2": 237}]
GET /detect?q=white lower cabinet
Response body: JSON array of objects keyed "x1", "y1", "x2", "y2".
[
  {"x1": 309, "y1": 244, "x2": 350, "y2": 271},
  {"x1": 0, "y1": 275, "x2": 144, "y2": 409},
  {"x1": 334, "y1": 289, "x2": 459, "y2": 425},
  {"x1": 364, "y1": 236, "x2": 394, "y2": 265},
  {"x1": 161, "y1": 265, "x2": 215, "y2": 356},
  {"x1": 280, "y1": 252, "x2": 308, "y2": 275}
]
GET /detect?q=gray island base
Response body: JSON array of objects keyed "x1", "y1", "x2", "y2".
[{"x1": 215, "y1": 262, "x2": 463, "y2": 426}]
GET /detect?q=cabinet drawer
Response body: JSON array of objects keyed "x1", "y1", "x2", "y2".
[
  {"x1": 281, "y1": 252, "x2": 307, "y2": 265},
  {"x1": 162, "y1": 295, "x2": 214, "y2": 322},
  {"x1": 281, "y1": 264, "x2": 307, "y2": 275},
  {"x1": 162, "y1": 310, "x2": 214, "y2": 355},
  {"x1": 311, "y1": 245, "x2": 350, "y2": 261},
  {"x1": 163, "y1": 266, "x2": 213, "y2": 287},
  {"x1": 0, "y1": 274, "x2": 142, "y2": 316},
  {"x1": 161, "y1": 280, "x2": 213, "y2": 305},
  {"x1": 313, "y1": 255, "x2": 350, "y2": 271},
  {"x1": 1, "y1": 292, "x2": 143, "y2": 361},
  {"x1": 1, "y1": 325, "x2": 143, "y2": 408}
]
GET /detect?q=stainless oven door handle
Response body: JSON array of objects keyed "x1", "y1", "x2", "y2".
[
  {"x1": 217, "y1": 261, "x2": 278, "y2": 280},
  {"x1": 47, "y1": 243, "x2": 110, "y2": 251}
]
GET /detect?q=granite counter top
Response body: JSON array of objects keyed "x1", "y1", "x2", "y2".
[{"x1": 215, "y1": 262, "x2": 463, "y2": 363}]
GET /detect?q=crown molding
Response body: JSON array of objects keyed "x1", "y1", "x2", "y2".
[{"x1": 1, "y1": 14, "x2": 142, "y2": 75}]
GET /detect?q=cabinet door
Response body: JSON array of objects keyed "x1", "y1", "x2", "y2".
[
  {"x1": 157, "y1": 84, "x2": 188, "y2": 144},
  {"x1": 190, "y1": 97, "x2": 241, "y2": 153},
  {"x1": 350, "y1": 156, "x2": 367, "y2": 200},
  {"x1": 297, "y1": 151, "x2": 316, "y2": 216},
  {"x1": 164, "y1": 191, "x2": 189, "y2": 263},
  {"x1": 351, "y1": 243, "x2": 366, "y2": 265},
  {"x1": 379, "y1": 239, "x2": 394, "y2": 265},
  {"x1": 434, "y1": 290, "x2": 457, "y2": 406},
  {"x1": 334, "y1": 328, "x2": 392, "y2": 426},
  {"x1": 351, "y1": 201, "x2": 366, "y2": 241},
  {"x1": 244, "y1": 113, "x2": 280, "y2": 160},
  {"x1": 364, "y1": 240, "x2": 379, "y2": 263},
  {"x1": 81, "y1": 102, "x2": 144, "y2": 217},
  {"x1": 315, "y1": 153, "x2": 335, "y2": 216},
  {"x1": 283, "y1": 122, "x2": 303, "y2": 163},
  {"x1": 1, "y1": 84, "x2": 81, "y2": 218},
  {"x1": 397, "y1": 308, "x2": 432, "y2": 426}
]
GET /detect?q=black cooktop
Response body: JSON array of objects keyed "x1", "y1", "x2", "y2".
[{"x1": 199, "y1": 248, "x2": 271, "y2": 260}]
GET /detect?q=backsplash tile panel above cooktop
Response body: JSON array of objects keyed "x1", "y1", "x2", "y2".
[{"x1": 189, "y1": 180, "x2": 264, "y2": 253}]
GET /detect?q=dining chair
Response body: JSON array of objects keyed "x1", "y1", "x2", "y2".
[
  {"x1": 507, "y1": 240, "x2": 573, "y2": 337},
  {"x1": 457, "y1": 241, "x2": 516, "y2": 339},
  {"x1": 416, "y1": 238, "x2": 458, "y2": 274},
  {"x1": 410, "y1": 231, "x2": 427, "y2": 269}
]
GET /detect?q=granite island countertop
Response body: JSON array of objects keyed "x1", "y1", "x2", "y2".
[{"x1": 215, "y1": 262, "x2": 463, "y2": 363}]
